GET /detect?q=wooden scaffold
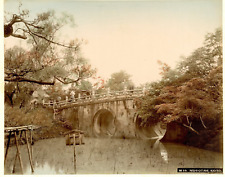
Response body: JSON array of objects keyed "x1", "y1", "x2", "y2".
[
  {"x1": 64, "y1": 129, "x2": 85, "y2": 174},
  {"x1": 4, "y1": 125, "x2": 39, "y2": 174}
]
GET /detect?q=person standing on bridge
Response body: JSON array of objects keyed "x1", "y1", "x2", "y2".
[{"x1": 70, "y1": 91, "x2": 75, "y2": 101}]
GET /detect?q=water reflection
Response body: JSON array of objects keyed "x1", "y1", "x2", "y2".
[
  {"x1": 135, "y1": 121, "x2": 168, "y2": 163},
  {"x1": 4, "y1": 137, "x2": 223, "y2": 174},
  {"x1": 153, "y1": 139, "x2": 168, "y2": 163},
  {"x1": 25, "y1": 162, "x2": 64, "y2": 175}
]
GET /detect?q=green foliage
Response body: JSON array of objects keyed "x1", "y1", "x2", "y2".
[
  {"x1": 136, "y1": 81, "x2": 165, "y2": 125},
  {"x1": 4, "y1": 104, "x2": 72, "y2": 140},
  {"x1": 176, "y1": 28, "x2": 222, "y2": 79},
  {"x1": 61, "y1": 48, "x2": 96, "y2": 83},
  {"x1": 4, "y1": 104, "x2": 53, "y2": 127},
  {"x1": 45, "y1": 83, "x2": 64, "y2": 101},
  {"x1": 137, "y1": 28, "x2": 222, "y2": 134},
  {"x1": 204, "y1": 28, "x2": 223, "y2": 66},
  {"x1": 4, "y1": 8, "x2": 96, "y2": 84},
  {"x1": 4, "y1": 9, "x2": 96, "y2": 107},
  {"x1": 156, "y1": 28, "x2": 222, "y2": 87},
  {"x1": 78, "y1": 80, "x2": 93, "y2": 91},
  {"x1": 4, "y1": 81, "x2": 40, "y2": 107},
  {"x1": 156, "y1": 73, "x2": 222, "y2": 125},
  {"x1": 106, "y1": 70, "x2": 135, "y2": 91}
]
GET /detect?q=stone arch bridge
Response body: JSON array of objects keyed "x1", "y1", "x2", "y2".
[{"x1": 43, "y1": 89, "x2": 167, "y2": 139}]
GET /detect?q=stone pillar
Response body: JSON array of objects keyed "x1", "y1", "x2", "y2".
[
  {"x1": 78, "y1": 93, "x2": 81, "y2": 99},
  {"x1": 53, "y1": 100, "x2": 56, "y2": 109},
  {"x1": 107, "y1": 88, "x2": 110, "y2": 97},
  {"x1": 142, "y1": 86, "x2": 146, "y2": 95},
  {"x1": 92, "y1": 90, "x2": 95, "y2": 98},
  {"x1": 70, "y1": 91, "x2": 75, "y2": 101},
  {"x1": 124, "y1": 86, "x2": 127, "y2": 94}
]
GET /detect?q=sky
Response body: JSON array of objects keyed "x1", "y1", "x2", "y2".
[{"x1": 4, "y1": 0, "x2": 222, "y2": 86}]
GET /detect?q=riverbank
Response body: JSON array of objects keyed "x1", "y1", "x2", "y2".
[
  {"x1": 4, "y1": 105, "x2": 223, "y2": 152},
  {"x1": 4, "y1": 105, "x2": 71, "y2": 142}
]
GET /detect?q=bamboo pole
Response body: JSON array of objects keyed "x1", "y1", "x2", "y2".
[
  {"x1": 13, "y1": 132, "x2": 23, "y2": 174},
  {"x1": 12, "y1": 149, "x2": 18, "y2": 173},
  {"x1": 25, "y1": 131, "x2": 34, "y2": 173},
  {"x1": 30, "y1": 129, "x2": 33, "y2": 158},
  {"x1": 78, "y1": 134, "x2": 81, "y2": 144},
  {"x1": 12, "y1": 130, "x2": 23, "y2": 173},
  {"x1": 73, "y1": 134, "x2": 76, "y2": 174},
  {"x1": 4, "y1": 131, "x2": 12, "y2": 165}
]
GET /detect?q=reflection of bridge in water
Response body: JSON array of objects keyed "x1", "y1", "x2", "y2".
[{"x1": 43, "y1": 89, "x2": 167, "y2": 140}]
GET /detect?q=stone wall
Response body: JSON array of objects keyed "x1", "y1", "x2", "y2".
[{"x1": 77, "y1": 100, "x2": 137, "y2": 138}]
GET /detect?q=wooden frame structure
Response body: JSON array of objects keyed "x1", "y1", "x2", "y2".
[
  {"x1": 64, "y1": 129, "x2": 85, "y2": 174},
  {"x1": 4, "y1": 125, "x2": 38, "y2": 174}
]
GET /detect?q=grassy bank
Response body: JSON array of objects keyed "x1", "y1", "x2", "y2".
[{"x1": 4, "y1": 104, "x2": 71, "y2": 142}]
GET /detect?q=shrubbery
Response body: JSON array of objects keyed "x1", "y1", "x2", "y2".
[
  {"x1": 137, "y1": 28, "x2": 222, "y2": 151},
  {"x1": 4, "y1": 104, "x2": 70, "y2": 140}
]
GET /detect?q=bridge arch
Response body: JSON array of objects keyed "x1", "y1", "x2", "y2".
[
  {"x1": 92, "y1": 108, "x2": 116, "y2": 137},
  {"x1": 135, "y1": 115, "x2": 167, "y2": 140}
]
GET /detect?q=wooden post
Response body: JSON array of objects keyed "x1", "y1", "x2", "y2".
[
  {"x1": 79, "y1": 133, "x2": 82, "y2": 145},
  {"x1": 30, "y1": 128, "x2": 33, "y2": 158},
  {"x1": 12, "y1": 130, "x2": 23, "y2": 173},
  {"x1": 4, "y1": 131, "x2": 12, "y2": 165},
  {"x1": 19, "y1": 130, "x2": 23, "y2": 140},
  {"x1": 12, "y1": 148, "x2": 18, "y2": 173},
  {"x1": 73, "y1": 134, "x2": 76, "y2": 174},
  {"x1": 13, "y1": 132, "x2": 23, "y2": 174},
  {"x1": 25, "y1": 131, "x2": 34, "y2": 173}
]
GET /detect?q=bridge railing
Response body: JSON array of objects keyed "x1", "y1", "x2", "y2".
[{"x1": 42, "y1": 88, "x2": 147, "y2": 108}]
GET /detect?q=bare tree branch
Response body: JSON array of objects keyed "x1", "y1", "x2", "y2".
[
  {"x1": 4, "y1": 11, "x2": 92, "y2": 86},
  {"x1": 5, "y1": 77, "x2": 55, "y2": 85},
  {"x1": 4, "y1": 13, "x2": 80, "y2": 49},
  {"x1": 186, "y1": 115, "x2": 190, "y2": 125},
  {"x1": 200, "y1": 116, "x2": 207, "y2": 129},
  {"x1": 182, "y1": 123, "x2": 199, "y2": 135},
  {"x1": 175, "y1": 121, "x2": 199, "y2": 135},
  {"x1": 54, "y1": 76, "x2": 80, "y2": 84},
  {"x1": 11, "y1": 33, "x2": 27, "y2": 39},
  {"x1": 27, "y1": 30, "x2": 81, "y2": 49}
]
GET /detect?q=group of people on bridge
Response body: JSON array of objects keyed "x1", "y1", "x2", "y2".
[{"x1": 32, "y1": 86, "x2": 149, "y2": 107}]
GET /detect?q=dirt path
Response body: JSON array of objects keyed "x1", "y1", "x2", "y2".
[{"x1": 4, "y1": 137, "x2": 223, "y2": 174}]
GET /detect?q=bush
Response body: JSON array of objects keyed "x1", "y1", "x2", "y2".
[{"x1": 4, "y1": 104, "x2": 70, "y2": 140}]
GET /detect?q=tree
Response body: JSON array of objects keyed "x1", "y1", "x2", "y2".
[
  {"x1": 155, "y1": 66, "x2": 222, "y2": 134},
  {"x1": 135, "y1": 81, "x2": 165, "y2": 126},
  {"x1": 136, "y1": 28, "x2": 222, "y2": 135},
  {"x1": 4, "y1": 7, "x2": 94, "y2": 86},
  {"x1": 106, "y1": 70, "x2": 134, "y2": 91},
  {"x1": 177, "y1": 28, "x2": 222, "y2": 79},
  {"x1": 5, "y1": 82, "x2": 17, "y2": 106},
  {"x1": 4, "y1": 7, "x2": 96, "y2": 107},
  {"x1": 77, "y1": 80, "x2": 93, "y2": 91},
  {"x1": 4, "y1": 6, "x2": 76, "y2": 48},
  {"x1": 204, "y1": 28, "x2": 222, "y2": 66},
  {"x1": 154, "y1": 28, "x2": 223, "y2": 88}
]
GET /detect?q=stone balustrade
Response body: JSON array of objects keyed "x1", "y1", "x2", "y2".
[{"x1": 43, "y1": 88, "x2": 148, "y2": 108}]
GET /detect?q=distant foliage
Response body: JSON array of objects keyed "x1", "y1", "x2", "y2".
[{"x1": 106, "y1": 70, "x2": 135, "y2": 91}]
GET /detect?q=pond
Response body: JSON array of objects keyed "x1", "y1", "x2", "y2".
[{"x1": 4, "y1": 137, "x2": 223, "y2": 174}]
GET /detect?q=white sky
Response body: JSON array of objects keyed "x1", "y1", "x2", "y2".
[{"x1": 4, "y1": 0, "x2": 222, "y2": 86}]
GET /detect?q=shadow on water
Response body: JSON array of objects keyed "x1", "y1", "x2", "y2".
[{"x1": 4, "y1": 137, "x2": 223, "y2": 175}]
